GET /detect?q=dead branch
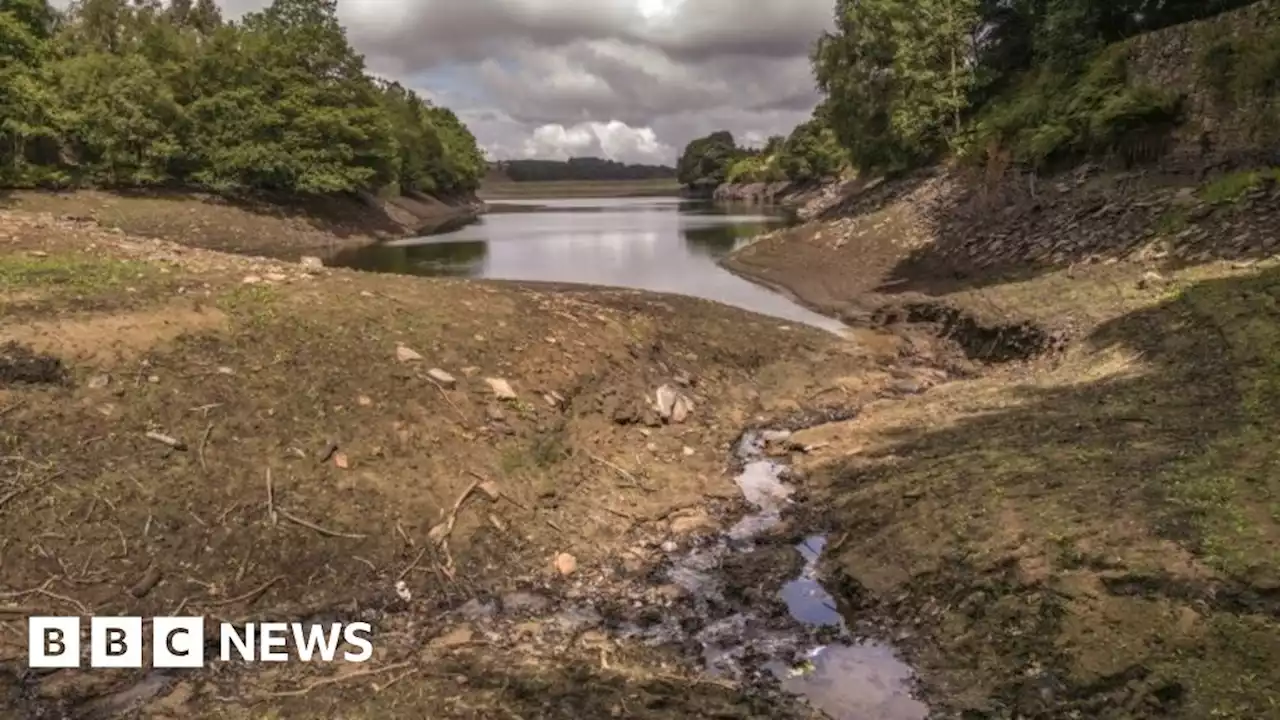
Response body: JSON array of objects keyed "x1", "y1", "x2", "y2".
[
  {"x1": 465, "y1": 470, "x2": 528, "y2": 510},
  {"x1": 397, "y1": 546, "x2": 429, "y2": 582},
  {"x1": 427, "y1": 479, "x2": 481, "y2": 546},
  {"x1": 199, "y1": 575, "x2": 282, "y2": 608},
  {"x1": 265, "y1": 661, "x2": 414, "y2": 698},
  {"x1": 426, "y1": 376, "x2": 468, "y2": 424},
  {"x1": 265, "y1": 468, "x2": 277, "y2": 526},
  {"x1": 198, "y1": 423, "x2": 214, "y2": 472},
  {"x1": 145, "y1": 431, "x2": 187, "y2": 451},
  {"x1": 279, "y1": 509, "x2": 366, "y2": 539}
]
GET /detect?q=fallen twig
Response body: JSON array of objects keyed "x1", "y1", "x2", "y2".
[
  {"x1": 425, "y1": 376, "x2": 468, "y2": 425},
  {"x1": 427, "y1": 479, "x2": 481, "y2": 545},
  {"x1": 397, "y1": 546, "x2": 429, "y2": 582},
  {"x1": 588, "y1": 453, "x2": 652, "y2": 492},
  {"x1": 198, "y1": 423, "x2": 214, "y2": 472},
  {"x1": 33, "y1": 588, "x2": 90, "y2": 615},
  {"x1": 265, "y1": 661, "x2": 414, "y2": 698},
  {"x1": 279, "y1": 509, "x2": 366, "y2": 539},
  {"x1": 145, "y1": 431, "x2": 187, "y2": 451},
  {"x1": 265, "y1": 468, "x2": 277, "y2": 526},
  {"x1": 199, "y1": 576, "x2": 282, "y2": 608}
]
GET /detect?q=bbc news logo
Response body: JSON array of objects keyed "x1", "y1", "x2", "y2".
[{"x1": 29, "y1": 617, "x2": 373, "y2": 668}]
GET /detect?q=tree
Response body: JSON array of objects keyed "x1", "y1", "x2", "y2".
[{"x1": 676, "y1": 131, "x2": 741, "y2": 187}]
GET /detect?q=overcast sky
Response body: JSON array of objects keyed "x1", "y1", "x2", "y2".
[{"x1": 114, "y1": 0, "x2": 836, "y2": 165}]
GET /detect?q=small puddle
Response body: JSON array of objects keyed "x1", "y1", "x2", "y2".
[{"x1": 680, "y1": 428, "x2": 930, "y2": 720}]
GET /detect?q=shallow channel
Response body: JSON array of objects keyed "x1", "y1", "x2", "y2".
[{"x1": 326, "y1": 197, "x2": 845, "y2": 334}]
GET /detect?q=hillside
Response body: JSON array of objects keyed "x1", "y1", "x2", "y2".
[{"x1": 720, "y1": 2, "x2": 1280, "y2": 716}]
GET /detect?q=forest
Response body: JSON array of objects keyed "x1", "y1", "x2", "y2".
[
  {"x1": 680, "y1": 0, "x2": 1271, "y2": 188},
  {"x1": 0, "y1": 0, "x2": 486, "y2": 196},
  {"x1": 496, "y1": 157, "x2": 675, "y2": 182}
]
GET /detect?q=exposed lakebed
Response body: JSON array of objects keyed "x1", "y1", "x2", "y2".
[{"x1": 326, "y1": 197, "x2": 846, "y2": 334}]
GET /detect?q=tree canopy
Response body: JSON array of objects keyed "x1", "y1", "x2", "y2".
[
  {"x1": 811, "y1": 0, "x2": 1262, "y2": 174},
  {"x1": 0, "y1": 0, "x2": 485, "y2": 195},
  {"x1": 677, "y1": 120, "x2": 849, "y2": 189},
  {"x1": 497, "y1": 157, "x2": 675, "y2": 182}
]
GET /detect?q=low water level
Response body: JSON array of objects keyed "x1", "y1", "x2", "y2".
[{"x1": 327, "y1": 197, "x2": 844, "y2": 333}]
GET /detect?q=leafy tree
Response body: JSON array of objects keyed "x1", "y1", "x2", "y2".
[
  {"x1": 676, "y1": 131, "x2": 741, "y2": 187},
  {"x1": 0, "y1": 0, "x2": 486, "y2": 196}
]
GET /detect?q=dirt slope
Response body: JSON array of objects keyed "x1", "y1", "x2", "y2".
[{"x1": 0, "y1": 210, "x2": 949, "y2": 719}]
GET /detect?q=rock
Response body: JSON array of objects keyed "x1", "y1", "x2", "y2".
[
  {"x1": 216, "y1": 366, "x2": 235, "y2": 376},
  {"x1": 87, "y1": 374, "x2": 111, "y2": 390},
  {"x1": 299, "y1": 256, "x2": 324, "y2": 271},
  {"x1": 1137, "y1": 270, "x2": 1167, "y2": 290},
  {"x1": 333, "y1": 452, "x2": 349, "y2": 469},
  {"x1": 669, "y1": 509, "x2": 714, "y2": 535},
  {"x1": 486, "y1": 378, "x2": 517, "y2": 400},
  {"x1": 264, "y1": 272, "x2": 287, "y2": 283},
  {"x1": 427, "y1": 368, "x2": 457, "y2": 388},
  {"x1": 242, "y1": 275, "x2": 262, "y2": 285},
  {"x1": 394, "y1": 580, "x2": 412, "y2": 602},
  {"x1": 486, "y1": 405, "x2": 505, "y2": 423},
  {"x1": 653, "y1": 384, "x2": 694, "y2": 424},
  {"x1": 357, "y1": 395, "x2": 373, "y2": 407},
  {"x1": 682, "y1": 446, "x2": 695, "y2": 457},
  {"x1": 660, "y1": 540, "x2": 679, "y2": 553},
  {"x1": 554, "y1": 553, "x2": 578, "y2": 576},
  {"x1": 395, "y1": 345, "x2": 423, "y2": 363}
]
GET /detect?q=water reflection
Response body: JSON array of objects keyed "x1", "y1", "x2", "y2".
[
  {"x1": 328, "y1": 197, "x2": 841, "y2": 333},
  {"x1": 330, "y1": 239, "x2": 488, "y2": 277}
]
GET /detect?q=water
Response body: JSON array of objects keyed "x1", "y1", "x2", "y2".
[{"x1": 327, "y1": 197, "x2": 845, "y2": 333}]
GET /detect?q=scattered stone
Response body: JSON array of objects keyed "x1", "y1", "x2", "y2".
[
  {"x1": 264, "y1": 272, "x2": 287, "y2": 283},
  {"x1": 357, "y1": 395, "x2": 373, "y2": 407},
  {"x1": 242, "y1": 275, "x2": 262, "y2": 285},
  {"x1": 147, "y1": 375, "x2": 160, "y2": 384},
  {"x1": 653, "y1": 384, "x2": 695, "y2": 424},
  {"x1": 395, "y1": 345, "x2": 423, "y2": 363},
  {"x1": 660, "y1": 540, "x2": 679, "y2": 553},
  {"x1": 682, "y1": 446, "x2": 695, "y2": 457},
  {"x1": 554, "y1": 553, "x2": 578, "y2": 576},
  {"x1": 1137, "y1": 270, "x2": 1167, "y2": 290},
  {"x1": 87, "y1": 373, "x2": 111, "y2": 390},
  {"x1": 486, "y1": 405, "x2": 505, "y2": 423},
  {"x1": 427, "y1": 368, "x2": 457, "y2": 388},
  {"x1": 674, "y1": 370, "x2": 694, "y2": 387},
  {"x1": 669, "y1": 509, "x2": 714, "y2": 535},
  {"x1": 28, "y1": 250, "x2": 48, "y2": 258},
  {"x1": 486, "y1": 378, "x2": 517, "y2": 400},
  {"x1": 394, "y1": 580, "x2": 412, "y2": 602},
  {"x1": 299, "y1": 256, "x2": 324, "y2": 271},
  {"x1": 333, "y1": 452, "x2": 349, "y2": 469}
]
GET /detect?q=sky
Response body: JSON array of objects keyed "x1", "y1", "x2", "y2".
[{"x1": 125, "y1": 0, "x2": 837, "y2": 165}]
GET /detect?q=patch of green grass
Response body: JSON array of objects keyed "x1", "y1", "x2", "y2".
[
  {"x1": 0, "y1": 254, "x2": 153, "y2": 293},
  {"x1": 1199, "y1": 168, "x2": 1280, "y2": 205},
  {"x1": 215, "y1": 283, "x2": 282, "y2": 327},
  {"x1": 1154, "y1": 208, "x2": 1190, "y2": 236}
]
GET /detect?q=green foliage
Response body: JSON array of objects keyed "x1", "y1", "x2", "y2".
[
  {"x1": 962, "y1": 49, "x2": 1183, "y2": 169},
  {"x1": 677, "y1": 118, "x2": 847, "y2": 188},
  {"x1": 1200, "y1": 168, "x2": 1280, "y2": 205},
  {"x1": 676, "y1": 131, "x2": 741, "y2": 187},
  {"x1": 0, "y1": 0, "x2": 484, "y2": 196},
  {"x1": 813, "y1": 0, "x2": 1259, "y2": 175},
  {"x1": 499, "y1": 158, "x2": 675, "y2": 182},
  {"x1": 1197, "y1": 19, "x2": 1280, "y2": 107}
]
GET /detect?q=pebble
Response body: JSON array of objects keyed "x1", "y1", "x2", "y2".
[
  {"x1": 395, "y1": 345, "x2": 423, "y2": 362},
  {"x1": 427, "y1": 368, "x2": 457, "y2": 387},
  {"x1": 555, "y1": 553, "x2": 578, "y2": 576}
]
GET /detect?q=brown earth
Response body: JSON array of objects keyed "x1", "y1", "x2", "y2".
[
  {"x1": 721, "y1": 161, "x2": 1280, "y2": 717},
  {"x1": 0, "y1": 188, "x2": 482, "y2": 262},
  {"x1": 0, "y1": 208, "x2": 956, "y2": 719}
]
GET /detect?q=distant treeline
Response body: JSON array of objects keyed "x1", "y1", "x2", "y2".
[{"x1": 493, "y1": 158, "x2": 676, "y2": 183}]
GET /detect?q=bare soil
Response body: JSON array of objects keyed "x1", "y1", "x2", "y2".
[
  {"x1": 0, "y1": 208, "x2": 948, "y2": 719},
  {"x1": 0, "y1": 189, "x2": 480, "y2": 261}
]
